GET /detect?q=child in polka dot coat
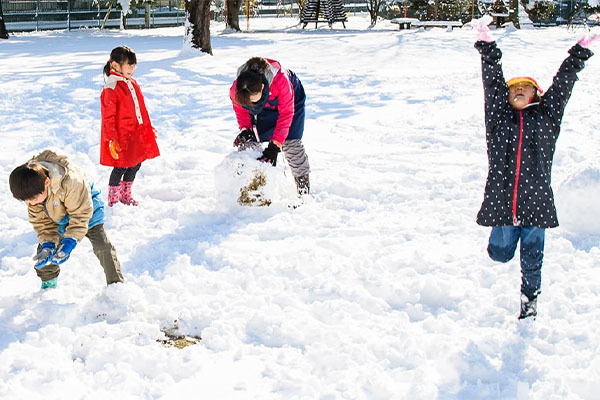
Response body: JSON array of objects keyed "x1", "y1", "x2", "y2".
[{"x1": 474, "y1": 21, "x2": 597, "y2": 319}]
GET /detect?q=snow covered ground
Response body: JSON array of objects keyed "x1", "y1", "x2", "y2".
[{"x1": 1, "y1": 15, "x2": 600, "y2": 399}]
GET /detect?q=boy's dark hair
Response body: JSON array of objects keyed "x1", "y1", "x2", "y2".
[
  {"x1": 9, "y1": 163, "x2": 49, "y2": 201},
  {"x1": 235, "y1": 57, "x2": 270, "y2": 106},
  {"x1": 103, "y1": 45, "x2": 137, "y2": 77}
]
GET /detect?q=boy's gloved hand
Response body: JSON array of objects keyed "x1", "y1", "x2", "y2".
[
  {"x1": 577, "y1": 33, "x2": 599, "y2": 48},
  {"x1": 473, "y1": 15, "x2": 493, "y2": 43},
  {"x1": 51, "y1": 238, "x2": 77, "y2": 265},
  {"x1": 109, "y1": 140, "x2": 121, "y2": 160},
  {"x1": 33, "y1": 242, "x2": 56, "y2": 268},
  {"x1": 258, "y1": 141, "x2": 281, "y2": 166},
  {"x1": 233, "y1": 128, "x2": 257, "y2": 147}
]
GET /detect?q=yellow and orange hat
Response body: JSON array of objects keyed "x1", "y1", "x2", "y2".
[{"x1": 506, "y1": 76, "x2": 543, "y2": 95}]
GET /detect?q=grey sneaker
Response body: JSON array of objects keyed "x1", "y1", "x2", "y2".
[{"x1": 518, "y1": 293, "x2": 537, "y2": 320}]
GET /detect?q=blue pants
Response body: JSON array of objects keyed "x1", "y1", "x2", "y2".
[{"x1": 487, "y1": 226, "x2": 545, "y2": 299}]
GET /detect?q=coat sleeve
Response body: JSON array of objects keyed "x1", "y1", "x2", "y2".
[
  {"x1": 270, "y1": 71, "x2": 295, "y2": 144},
  {"x1": 28, "y1": 205, "x2": 60, "y2": 245},
  {"x1": 101, "y1": 88, "x2": 119, "y2": 142},
  {"x1": 61, "y1": 175, "x2": 93, "y2": 241},
  {"x1": 475, "y1": 41, "x2": 510, "y2": 134},
  {"x1": 230, "y1": 81, "x2": 252, "y2": 131},
  {"x1": 541, "y1": 44, "x2": 593, "y2": 125}
]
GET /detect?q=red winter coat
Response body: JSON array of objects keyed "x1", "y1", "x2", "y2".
[{"x1": 100, "y1": 71, "x2": 160, "y2": 168}]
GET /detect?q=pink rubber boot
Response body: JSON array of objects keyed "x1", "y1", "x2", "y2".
[
  {"x1": 107, "y1": 185, "x2": 121, "y2": 207},
  {"x1": 119, "y1": 181, "x2": 138, "y2": 206}
]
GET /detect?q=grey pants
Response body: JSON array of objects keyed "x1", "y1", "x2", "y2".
[
  {"x1": 242, "y1": 139, "x2": 310, "y2": 178},
  {"x1": 282, "y1": 139, "x2": 310, "y2": 178},
  {"x1": 35, "y1": 224, "x2": 124, "y2": 285}
]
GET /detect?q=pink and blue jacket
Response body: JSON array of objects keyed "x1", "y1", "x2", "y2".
[{"x1": 230, "y1": 59, "x2": 305, "y2": 143}]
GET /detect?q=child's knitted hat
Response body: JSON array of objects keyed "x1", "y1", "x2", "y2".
[{"x1": 506, "y1": 77, "x2": 543, "y2": 95}]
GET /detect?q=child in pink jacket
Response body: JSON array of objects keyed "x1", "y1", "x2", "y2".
[{"x1": 230, "y1": 57, "x2": 311, "y2": 195}]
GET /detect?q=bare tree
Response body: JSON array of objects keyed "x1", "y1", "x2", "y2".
[
  {"x1": 226, "y1": 0, "x2": 242, "y2": 31},
  {"x1": 366, "y1": 0, "x2": 384, "y2": 27},
  {"x1": 509, "y1": 0, "x2": 520, "y2": 28},
  {"x1": 0, "y1": 0, "x2": 9, "y2": 39},
  {"x1": 185, "y1": 0, "x2": 213, "y2": 55},
  {"x1": 296, "y1": 0, "x2": 307, "y2": 16}
]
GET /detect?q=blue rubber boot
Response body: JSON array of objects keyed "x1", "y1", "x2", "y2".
[{"x1": 41, "y1": 277, "x2": 57, "y2": 290}]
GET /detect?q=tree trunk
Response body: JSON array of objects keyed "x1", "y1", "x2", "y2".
[
  {"x1": 185, "y1": 0, "x2": 213, "y2": 55},
  {"x1": 0, "y1": 0, "x2": 9, "y2": 39},
  {"x1": 296, "y1": 0, "x2": 306, "y2": 16},
  {"x1": 433, "y1": 0, "x2": 439, "y2": 20},
  {"x1": 509, "y1": 0, "x2": 520, "y2": 28},
  {"x1": 367, "y1": 0, "x2": 380, "y2": 26},
  {"x1": 226, "y1": 0, "x2": 242, "y2": 31}
]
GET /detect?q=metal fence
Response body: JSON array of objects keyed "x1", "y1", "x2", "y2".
[
  {"x1": 2, "y1": 0, "x2": 186, "y2": 31},
  {"x1": 1, "y1": 0, "x2": 367, "y2": 32}
]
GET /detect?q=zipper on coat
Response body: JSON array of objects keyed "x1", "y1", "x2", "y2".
[
  {"x1": 512, "y1": 111, "x2": 524, "y2": 226},
  {"x1": 42, "y1": 202, "x2": 55, "y2": 222}
]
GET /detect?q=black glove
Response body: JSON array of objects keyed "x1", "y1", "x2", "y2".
[
  {"x1": 233, "y1": 128, "x2": 256, "y2": 147},
  {"x1": 258, "y1": 141, "x2": 281, "y2": 166}
]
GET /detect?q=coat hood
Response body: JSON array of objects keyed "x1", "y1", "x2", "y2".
[
  {"x1": 28, "y1": 149, "x2": 72, "y2": 194},
  {"x1": 236, "y1": 60, "x2": 280, "y2": 87}
]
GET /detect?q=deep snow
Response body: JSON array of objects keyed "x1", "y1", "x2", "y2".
[{"x1": 1, "y1": 15, "x2": 599, "y2": 400}]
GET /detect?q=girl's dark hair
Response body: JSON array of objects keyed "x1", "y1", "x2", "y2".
[
  {"x1": 9, "y1": 163, "x2": 49, "y2": 201},
  {"x1": 103, "y1": 45, "x2": 137, "y2": 77},
  {"x1": 245, "y1": 57, "x2": 270, "y2": 74},
  {"x1": 235, "y1": 57, "x2": 270, "y2": 106},
  {"x1": 235, "y1": 70, "x2": 263, "y2": 106}
]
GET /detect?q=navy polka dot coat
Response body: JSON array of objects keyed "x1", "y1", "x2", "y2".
[{"x1": 475, "y1": 41, "x2": 593, "y2": 228}]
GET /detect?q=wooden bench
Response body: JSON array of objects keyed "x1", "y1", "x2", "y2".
[
  {"x1": 390, "y1": 17, "x2": 420, "y2": 30},
  {"x1": 411, "y1": 20, "x2": 463, "y2": 31}
]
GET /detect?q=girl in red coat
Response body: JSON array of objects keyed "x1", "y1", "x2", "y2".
[{"x1": 100, "y1": 45, "x2": 160, "y2": 206}]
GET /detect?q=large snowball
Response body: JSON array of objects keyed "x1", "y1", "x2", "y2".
[{"x1": 214, "y1": 149, "x2": 298, "y2": 210}]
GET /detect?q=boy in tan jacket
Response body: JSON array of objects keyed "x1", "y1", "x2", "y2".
[{"x1": 9, "y1": 149, "x2": 124, "y2": 289}]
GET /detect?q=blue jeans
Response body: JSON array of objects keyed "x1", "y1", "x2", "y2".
[{"x1": 487, "y1": 226, "x2": 545, "y2": 299}]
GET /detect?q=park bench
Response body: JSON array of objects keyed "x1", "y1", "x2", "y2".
[
  {"x1": 390, "y1": 17, "x2": 419, "y2": 30},
  {"x1": 411, "y1": 20, "x2": 463, "y2": 31}
]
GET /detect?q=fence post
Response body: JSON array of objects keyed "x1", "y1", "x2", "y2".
[
  {"x1": 36, "y1": 0, "x2": 39, "y2": 31},
  {"x1": 67, "y1": 0, "x2": 71, "y2": 31}
]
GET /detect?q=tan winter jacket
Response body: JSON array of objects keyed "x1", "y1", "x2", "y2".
[{"x1": 27, "y1": 149, "x2": 93, "y2": 244}]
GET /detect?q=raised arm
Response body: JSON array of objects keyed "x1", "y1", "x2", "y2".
[
  {"x1": 541, "y1": 42, "x2": 594, "y2": 125},
  {"x1": 475, "y1": 40, "x2": 509, "y2": 132}
]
